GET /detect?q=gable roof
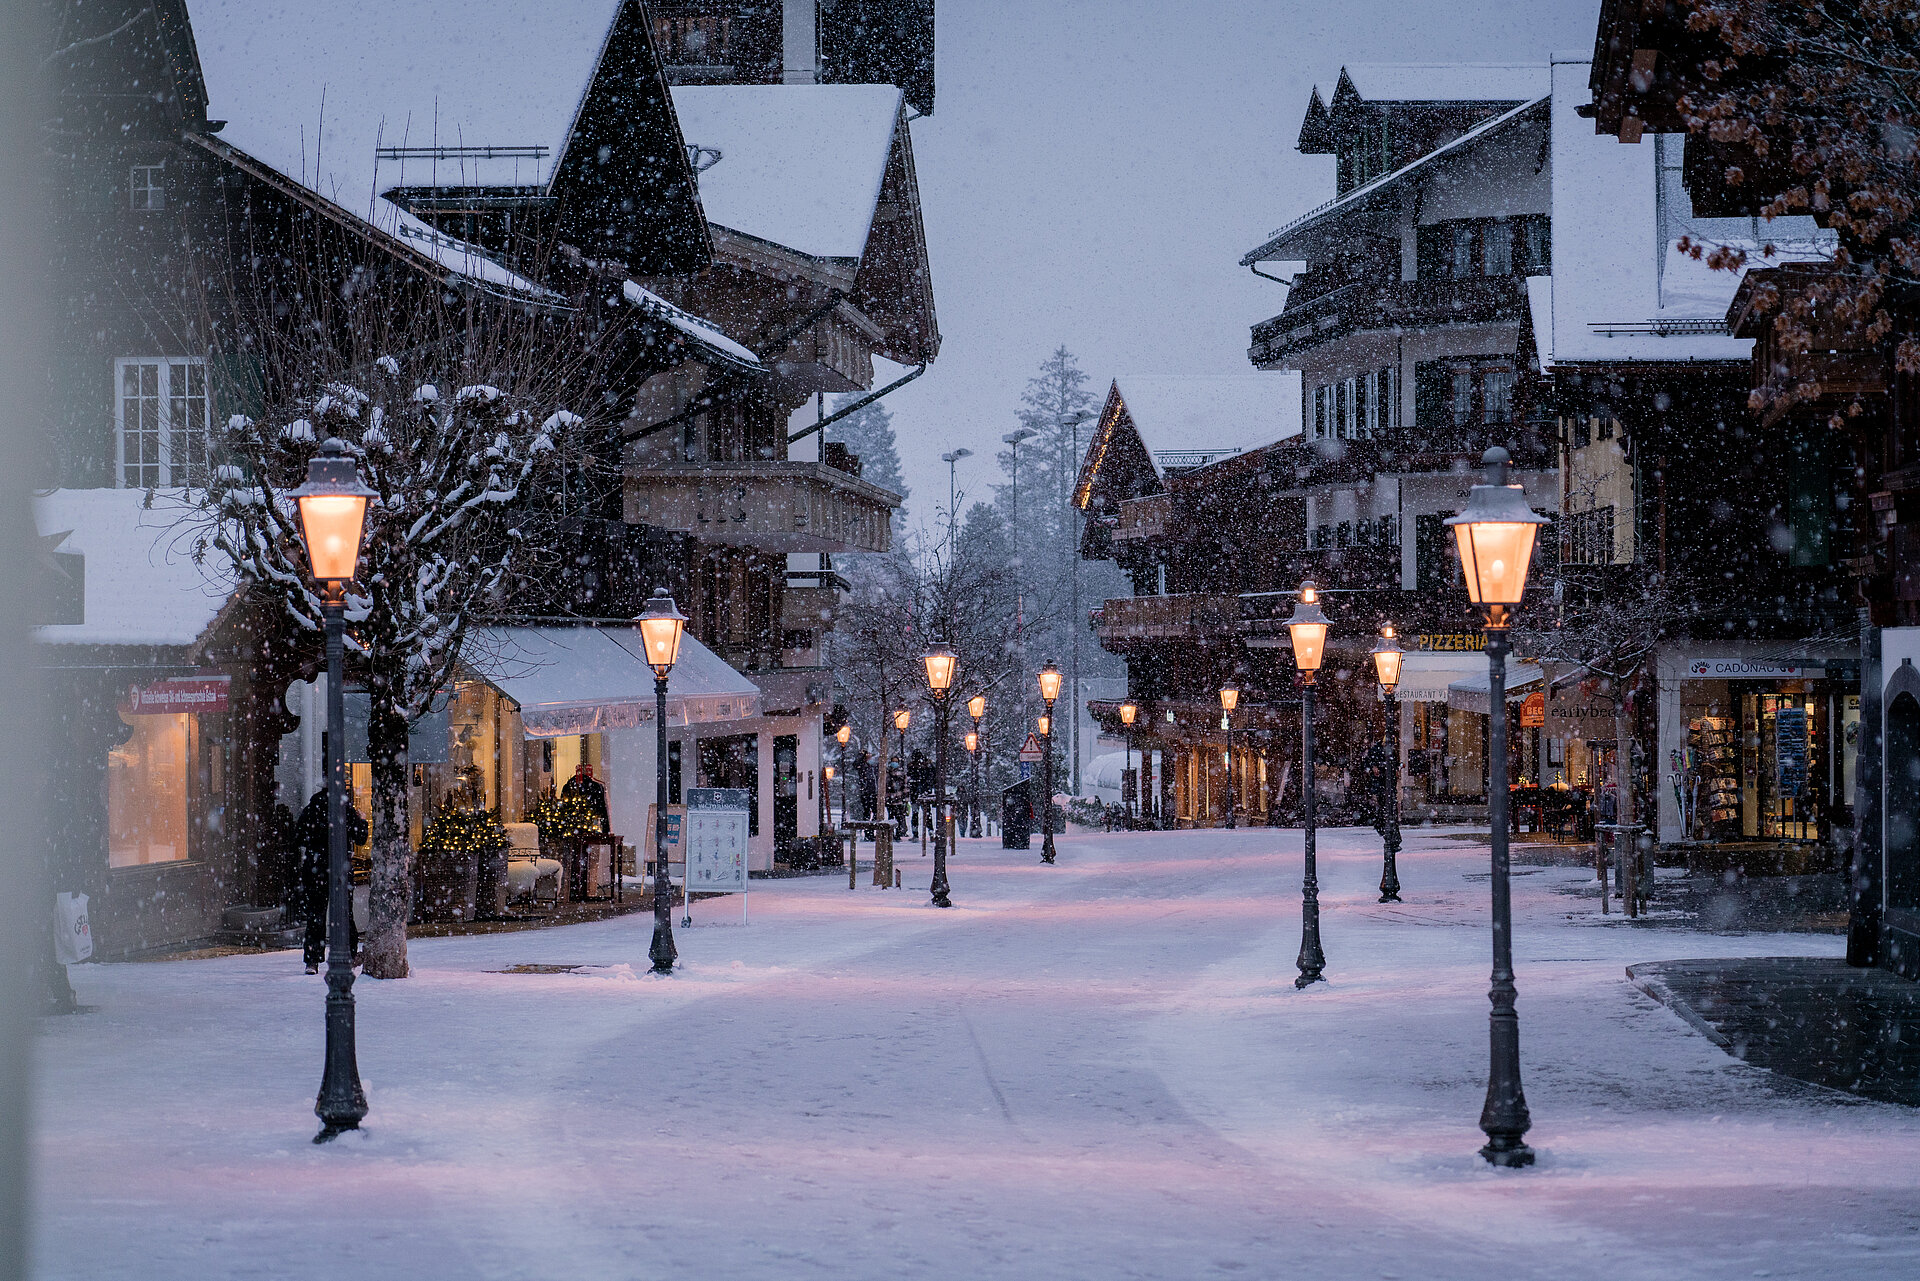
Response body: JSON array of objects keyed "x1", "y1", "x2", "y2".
[
  {"x1": 672, "y1": 84, "x2": 903, "y2": 262},
  {"x1": 1332, "y1": 63, "x2": 1549, "y2": 105},
  {"x1": 182, "y1": 0, "x2": 707, "y2": 274},
  {"x1": 1078, "y1": 374, "x2": 1302, "y2": 503}
]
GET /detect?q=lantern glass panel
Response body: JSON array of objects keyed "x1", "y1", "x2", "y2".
[
  {"x1": 1288, "y1": 621, "x2": 1328, "y2": 672},
  {"x1": 297, "y1": 494, "x2": 368, "y2": 582},
  {"x1": 1454, "y1": 520, "x2": 1538, "y2": 608},
  {"x1": 923, "y1": 647, "x2": 957, "y2": 692},
  {"x1": 1037, "y1": 665, "x2": 1063, "y2": 704},
  {"x1": 1119, "y1": 702, "x2": 1137, "y2": 726},
  {"x1": 967, "y1": 695, "x2": 986, "y2": 721},
  {"x1": 1219, "y1": 687, "x2": 1239, "y2": 713}
]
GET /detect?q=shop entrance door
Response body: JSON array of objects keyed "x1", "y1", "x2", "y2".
[
  {"x1": 698, "y1": 735, "x2": 759, "y2": 836},
  {"x1": 773, "y1": 734, "x2": 798, "y2": 861}
]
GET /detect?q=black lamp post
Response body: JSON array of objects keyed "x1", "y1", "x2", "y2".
[
  {"x1": 836, "y1": 723, "x2": 852, "y2": 826},
  {"x1": 1038, "y1": 661, "x2": 1062, "y2": 864},
  {"x1": 637, "y1": 589, "x2": 688, "y2": 974},
  {"x1": 1219, "y1": 685, "x2": 1240, "y2": 828},
  {"x1": 290, "y1": 437, "x2": 376, "y2": 1142},
  {"x1": 892, "y1": 707, "x2": 911, "y2": 838},
  {"x1": 967, "y1": 694, "x2": 985, "y2": 838},
  {"x1": 1119, "y1": 701, "x2": 1138, "y2": 829},
  {"x1": 923, "y1": 642, "x2": 957, "y2": 907},
  {"x1": 1447, "y1": 446, "x2": 1548, "y2": 1169},
  {"x1": 1285, "y1": 581, "x2": 1330, "y2": 989},
  {"x1": 1372, "y1": 625, "x2": 1405, "y2": 903}
]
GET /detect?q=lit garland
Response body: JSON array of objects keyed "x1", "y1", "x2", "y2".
[
  {"x1": 421, "y1": 805, "x2": 510, "y2": 855},
  {"x1": 528, "y1": 792, "x2": 604, "y2": 842}
]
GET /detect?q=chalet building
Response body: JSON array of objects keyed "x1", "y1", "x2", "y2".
[
  {"x1": 652, "y1": 0, "x2": 935, "y2": 116},
  {"x1": 1074, "y1": 374, "x2": 1305, "y2": 826},
  {"x1": 33, "y1": 0, "x2": 935, "y2": 954},
  {"x1": 1585, "y1": 5, "x2": 1920, "y2": 977},
  {"x1": 1227, "y1": 65, "x2": 1562, "y2": 818}
]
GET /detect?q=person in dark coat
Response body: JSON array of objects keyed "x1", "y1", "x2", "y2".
[
  {"x1": 296, "y1": 787, "x2": 369, "y2": 973},
  {"x1": 561, "y1": 763, "x2": 610, "y2": 829}
]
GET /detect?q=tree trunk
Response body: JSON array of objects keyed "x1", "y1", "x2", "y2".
[{"x1": 360, "y1": 693, "x2": 412, "y2": 979}]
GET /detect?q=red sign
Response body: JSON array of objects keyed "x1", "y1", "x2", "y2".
[
  {"x1": 1520, "y1": 690, "x2": 1546, "y2": 728},
  {"x1": 125, "y1": 677, "x2": 230, "y2": 714},
  {"x1": 1018, "y1": 732, "x2": 1045, "y2": 762}
]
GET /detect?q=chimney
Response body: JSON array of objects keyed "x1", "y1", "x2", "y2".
[{"x1": 782, "y1": 0, "x2": 818, "y2": 84}]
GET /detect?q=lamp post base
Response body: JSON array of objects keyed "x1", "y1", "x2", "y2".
[
  {"x1": 649, "y1": 919, "x2": 677, "y2": 974},
  {"x1": 1478, "y1": 1136, "x2": 1536, "y2": 1168}
]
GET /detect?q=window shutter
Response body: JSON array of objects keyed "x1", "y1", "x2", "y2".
[
  {"x1": 1416, "y1": 225, "x2": 1446, "y2": 280},
  {"x1": 1414, "y1": 361, "x2": 1449, "y2": 435}
]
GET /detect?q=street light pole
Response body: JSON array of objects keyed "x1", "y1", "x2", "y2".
[
  {"x1": 1372, "y1": 625, "x2": 1405, "y2": 903},
  {"x1": 941, "y1": 447, "x2": 972, "y2": 554},
  {"x1": 1285, "y1": 581, "x2": 1330, "y2": 989},
  {"x1": 638, "y1": 590, "x2": 689, "y2": 974},
  {"x1": 1120, "y1": 701, "x2": 1138, "y2": 829},
  {"x1": 290, "y1": 438, "x2": 375, "y2": 1143},
  {"x1": 1219, "y1": 685, "x2": 1239, "y2": 829},
  {"x1": 1003, "y1": 427, "x2": 1037, "y2": 716},
  {"x1": 1038, "y1": 661, "x2": 1062, "y2": 864},
  {"x1": 967, "y1": 694, "x2": 986, "y2": 839},
  {"x1": 1447, "y1": 446, "x2": 1549, "y2": 1169},
  {"x1": 924, "y1": 643, "x2": 956, "y2": 907},
  {"x1": 893, "y1": 708, "x2": 911, "y2": 840}
]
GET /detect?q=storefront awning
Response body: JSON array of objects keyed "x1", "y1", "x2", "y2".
[
  {"x1": 469, "y1": 627, "x2": 760, "y2": 738},
  {"x1": 1447, "y1": 664, "x2": 1545, "y2": 716},
  {"x1": 1394, "y1": 652, "x2": 1496, "y2": 703}
]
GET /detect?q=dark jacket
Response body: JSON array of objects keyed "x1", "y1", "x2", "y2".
[
  {"x1": 296, "y1": 788, "x2": 369, "y2": 863},
  {"x1": 561, "y1": 774, "x2": 610, "y2": 826}
]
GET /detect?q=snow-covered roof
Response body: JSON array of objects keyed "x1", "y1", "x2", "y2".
[
  {"x1": 1113, "y1": 374, "x2": 1303, "y2": 475},
  {"x1": 470, "y1": 626, "x2": 759, "y2": 735},
  {"x1": 621, "y1": 281, "x2": 761, "y2": 370},
  {"x1": 34, "y1": 489, "x2": 234, "y2": 648},
  {"x1": 1540, "y1": 56, "x2": 1831, "y2": 367},
  {"x1": 1246, "y1": 94, "x2": 1548, "y2": 264},
  {"x1": 1332, "y1": 63, "x2": 1549, "y2": 104},
  {"x1": 672, "y1": 85, "x2": 902, "y2": 261},
  {"x1": 183, "y1": 0, "x2": 618, "y2": 297}
]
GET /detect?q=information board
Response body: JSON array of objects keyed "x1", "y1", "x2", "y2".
[
  {"x1": 685, "y1": 788, "x2": 749, "y2": 894},
  {"x1": 1775, "y1": 707, "x2": 1809, "y2": 800}
]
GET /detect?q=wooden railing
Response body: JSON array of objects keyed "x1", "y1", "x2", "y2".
[{"x1": 1094, "y1": 593, "x2": 1239, "y2": 646}]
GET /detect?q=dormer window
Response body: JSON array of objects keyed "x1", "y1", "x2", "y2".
[{"x1": 130, "y1": 163, "x2": 165, "y2": 212}]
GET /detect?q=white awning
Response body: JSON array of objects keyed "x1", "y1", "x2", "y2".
[
  {"x1": 469, "y1": 627, "x2": 760, "y2": 737},
  {"x1": 1447, "y1": 664, "x2": 1544, "y2": 716},
  {"x1": 1393, "y1": 652, "x2": 1494, "y2": 702}
]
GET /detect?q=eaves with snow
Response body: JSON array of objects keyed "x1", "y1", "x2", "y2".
[
  {"x1": 34, "y1": 490, "x2": 234, "y2": 650},
  {"x1": 1077, "y1": 373, "x2": 1303, "y2": 506}
]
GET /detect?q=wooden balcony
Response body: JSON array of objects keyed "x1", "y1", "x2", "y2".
[
  {"x1": 1249, "y1": 274, "x2": 1527, "y2": 365},
  {"x1": 1094, "y1": 593, "x2": 1239, "y2": 649},
  {"x1": 625, "y1": 461, "x2": 899, "y2": 553},
  {"x1": 1112, "y1": 493, "x2": 1171, "y2": 543}
]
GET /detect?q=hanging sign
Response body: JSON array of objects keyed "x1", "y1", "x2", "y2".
[
  {"x1": 1520, "y1": 690, "x2": 1546, "y2": 728},
  {"x1": 1018, "y1": 733, "x2": 1045, "y2": 763},
  {"x1": 124, "y1": 676, "x2": 230, "y2": 714}
]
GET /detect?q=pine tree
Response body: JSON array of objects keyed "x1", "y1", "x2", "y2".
[{"x1": 827, "y1": 393, "x2": 910, "y2": 509}]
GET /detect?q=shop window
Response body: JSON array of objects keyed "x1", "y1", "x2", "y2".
[
  {"x1": 108, "y1": 711, "x2": 191, "y2": 866},
  {"x1": 115, "y1": 357, "x2": 209, "y2": 488}
]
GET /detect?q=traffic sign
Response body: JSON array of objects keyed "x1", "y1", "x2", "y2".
[{"x1": 1019, "y1": 732, "x2": 1044, "y2": 762}]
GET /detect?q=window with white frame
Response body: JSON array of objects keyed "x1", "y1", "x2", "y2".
[
  {"x1": 130, "y1": 163, "x2": 165, "y2": 212},
  {"x1": 116, "y1": 358, "x2": 210, "y2": 488}
]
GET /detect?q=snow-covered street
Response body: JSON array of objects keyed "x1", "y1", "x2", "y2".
[{"x1": 32, "y1": 827, "x2": 1920, "y2": 1280}]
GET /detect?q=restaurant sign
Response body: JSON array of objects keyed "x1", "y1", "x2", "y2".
[
  {"x1": 1416, "y1": 633, "x2": 1487, "y2": 652},
  {"x1": 1520, "y1": 691, "x2": 1546, "y2": 728},
  {"x1": 124, "y1": 676, "x2": 230, "y2": 714},
  {"x1": 1684, "y1": 658, "x2": 1821, "y2": 680}
]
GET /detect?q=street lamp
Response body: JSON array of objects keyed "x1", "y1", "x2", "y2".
[
  {"x1": 637, "y1": 589, "x2": 688, "y2": 974},
  {"x1": 967, "y1": 694, "x2": 986, "y2": 838},
  {"x1": 1037, "y1": 661, "x2": 1062, "y2": 864},
  {"x1": 892, "y1": 707, "x2": 911, "y2": 839},
  {"x1": 289, "y1": 437, "x2": 375, "y2": 1142},
  {"x1": 835, "y1": 723, "x2": 853, "y2": 826},
  {"x1": 1285, "y1": 580, "x2": 1330, "y2": 989},
  {"x1": 923, "y1": 642, "x2": 957, "y2": 908},
  {"x1": 1219, "y1": 685, "x2": 1240, "y2": 829},
  {"x1": 1372, "y1": 625, "x2": 1405, "y2": 904},
  {"x1": 941, "y1": 448, "x2": 972, "y2": 552},
  {"x1": 1120, "y1": 701, "x2": 1138, "y2": 829},
  {"x1": 1447, "y1": 446, "x2": 1548, "y2": 1169}
]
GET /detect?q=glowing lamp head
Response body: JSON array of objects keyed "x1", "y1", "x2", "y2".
[
  {"x1": 1445, "y1": 448, "x2": 1547, "y2": 621},
  {"x1": 1119, "y1": 701, "x2": 1137, "y2": 727},
  {"x1": 290, "y1": 438, "x2": 375, "y2": 584},
  {"x1": 967, "y1": 694, "x2": 986, "y2": 722},
  {"x1": 1037, "y1": 661, "x2": 1063, "y2": 706},
  {"x1": 1371, "y1": 624, "x2": 1405, "y2": 693},
  {"x1": 923, "y1": 642, "x2": 957, "y2": 694},
  {"x1": 1285, "y1": 579, "x2": 1331, "y2": 674},
  {"x1": 1219, "y1": 685, "x2": 1239, "y2": 714},
  {"x1": 824, "y1": 765, "x2": 835, "y2": 780},
  {"x1": 1037, "y1": 714, "x2": 1051, "y2": 737},
  {"x1": 634, "y1": 589, "x2": 688, "y2": 678},
  {"x1": 836, "y1": 724, "x2": 852, "y2": 745},
  {"x1": 964, "y1": 731, "x2": 979, "y2": 753},
  {"x1": 894, "y1": 708, "x2": 911, "y2": 733}
]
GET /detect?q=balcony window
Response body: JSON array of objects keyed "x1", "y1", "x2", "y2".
[
  {"x1": 116, "y1": 357, "x2": 210, "y2": 488},
  {"x1": 1523, "y1": 216, "x2": 1551, "y2": 271},
  {"x1": 1452, "y1": 370, "x2": 1474, "y2": 428},
  {"x1": 1451, "y1": 225, "x2": 1475, "y2": 278},
  {"x1": 1483, "y1": 220, "x2": 1513, "y2": 276},
  {"x1": 1484, "y1": 369, "x2": 1514, "y2": 424}
]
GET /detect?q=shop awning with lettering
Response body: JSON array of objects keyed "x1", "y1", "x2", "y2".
[
  {"x1": 469, "y1": 627, "x2": 760, "y2": 738},
  {"x1": 1447, "y1": 664, "x2": 1545, "y2": 716}
]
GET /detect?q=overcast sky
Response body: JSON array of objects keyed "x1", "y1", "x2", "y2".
[{"x1": 877, "y1": 0, "x2": 1604, "y2": 526}]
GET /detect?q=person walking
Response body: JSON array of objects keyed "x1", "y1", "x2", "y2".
[{"x1": 296, "y1": 787, "x2": 368, "y2": 974}]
